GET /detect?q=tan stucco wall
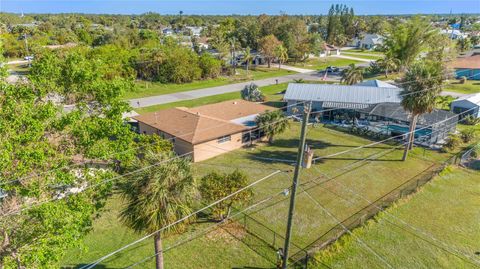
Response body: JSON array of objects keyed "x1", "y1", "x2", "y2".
[
  {"x1": 137, "y1": 122, "x2": 194, "y2": 158},
  {"x1": 193, "y1": 133, "x2": 244, "y2": 162}
]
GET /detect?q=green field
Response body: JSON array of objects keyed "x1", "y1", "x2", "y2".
[
  {"x1": 443, "y1": 80, "x2": 480, "y2": 94},
  {"x1": 61, "y1": 122, "x2": 457, "y2": 268},
  {"x1": 123, "y1": 67, "x2": 295, "y2": 99},
  {"x1": 291, "y1": 57, "x2": 363, "y2": 71},
  {"x1": 341, "y1": 52, "x2": 384, "y2": 61},
  {"x1": 312, "y1": 165, "x2": 480, "y2": 269},
  {"x1": 343, "y1": 49, "x2": 385, "y2": 55}
]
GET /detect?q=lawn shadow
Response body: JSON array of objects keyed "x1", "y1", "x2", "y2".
[{"x1": 219, "y1": 226, "x2": 277, "y2": 268}]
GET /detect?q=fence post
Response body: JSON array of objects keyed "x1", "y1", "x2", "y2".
[{"x1": 305, "y1": 252, "x2": 309, "y2": 269}]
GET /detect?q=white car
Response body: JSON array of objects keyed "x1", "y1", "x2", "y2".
[{"x1": 24, "y1": 56, "x2": 34, "y2": 61}]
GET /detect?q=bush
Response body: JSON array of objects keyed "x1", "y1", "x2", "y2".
[
  {"x1": 460, "y1": 128, "x2": 476, "y2": 143},
  {"x1": 241, "y1": 83, "x2": 265, "y2": 102},
  {"x1": 462, "y1": 115, "x2": 480, "y2": 126},
  {"x1": 442, "y1": 133, "x2": 462, "y2": 152},
  {"x1": 199, "y1": 53, "x2": 221, "y2": 79},
  {"x1": 459, "y1": 76, "x2": 467, "y2": 84}
]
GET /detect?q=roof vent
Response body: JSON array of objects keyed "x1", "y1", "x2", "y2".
[
  {"x1": 233, "y1": 101, "x2": 238, "y2": 105},
  {"x1": 196, "y1": 112, "x2": 200, "y2": 115}
]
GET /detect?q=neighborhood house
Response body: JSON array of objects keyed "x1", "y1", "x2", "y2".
[
  {"x1": 349, "y1": 33, "x2": 384, "y2": 50},
  {"x1": 450, "y1": 54, "x2": 480, "y2": 80},
  {"x1": 451, "y1": 93, "x2": 480, "y2": 119},
  {"x1": 284, "y1": 82, "x2": 458, "y2": 145},
  {"x1": 133, "y1": 100, "x2": 274, "y2": 162}
]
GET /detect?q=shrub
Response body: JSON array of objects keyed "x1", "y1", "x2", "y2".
[
  {"x1": 442, "y1": 133, "x2": 462, "y2": 152},
  {"x1": 199, "y1": 53, "x2": 221, "y2": 79},
  {"x1": 462, "y1": 115, "x2": 480, "y2": 126},
  {"x1": 241, "y1": 83, "x2": 265, "y2": 102},
  {"x1": 460, "y1": 128, "x2": 476, "y2": 143}
]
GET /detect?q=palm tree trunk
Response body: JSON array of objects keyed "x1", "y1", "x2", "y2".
[
  {"x1": 268, "y1": 135, "x2": 274, "y2": 144},
  {"x1": 154, "y1": 233, "x2": 164, "y2": 269},
  {"x1": 408, "y1": 114, "x2": 418, "y2": 150},
  {"x1": 402, "y1": 114, "x2": 418, "y2": 161},
  {"x1": 267, "y1": 58, "x2": 271, "y2": 68}
]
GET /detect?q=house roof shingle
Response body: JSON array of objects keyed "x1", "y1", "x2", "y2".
[
  {"x1": 450, "y1": 55, "x2": 480, "y2": 69},
  {"x1": 133, "y1": 100, "x2": 274, "y2": 144}
]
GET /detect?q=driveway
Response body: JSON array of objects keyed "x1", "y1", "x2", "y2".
[{"x1": 129, "y1": 71, "x2": 333, "y2": 108}]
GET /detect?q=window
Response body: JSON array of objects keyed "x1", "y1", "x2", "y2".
[{"x1": 217, "y1": 135, "x2": 231, "y2": 144}]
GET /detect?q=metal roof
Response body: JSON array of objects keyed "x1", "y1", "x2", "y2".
[
  {"x1": 452, "y1": 93, "x2": 480, "y2": 106},
  {"x1": 358, "y1": 103, "x2": 458, "y2": 127},
  {"x1": 354, "y1": 79, "x2": 398, "y2": 88},
  {"x1": 284, "y1": 83, "x2": 402, "y2": 104}
]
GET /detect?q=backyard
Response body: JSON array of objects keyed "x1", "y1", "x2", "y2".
[
  {"x1": 61, "y1": 122, "x2": 457, "y2": 268},
  {"x1": 123, "y1": 67, "x2": 296, "y2": 99},
  {"x1": 312, "y1": 165, "x2": 480, "y2": 269}
]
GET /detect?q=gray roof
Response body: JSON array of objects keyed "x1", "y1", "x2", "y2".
[
  {"x1": 284, "y1": 83, "x2": 402, "y2": 104},
  {"x1": 452, "y1": 93, "x2": 480, "y2": 106},
  {"x1": 358, "y1": 103, "x2": 458, "y2": 126},
  {"x1": 354, "y1": 80, "x2": 398, "y2": 88}
]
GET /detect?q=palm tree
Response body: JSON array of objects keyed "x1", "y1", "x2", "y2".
[
  {"x1": 243, "y1": 46, "x2": 253, "y2": 75},
  {"x1": 255, "y1": 110, "x2": 290, "y2": 144},
  {"x1": 275, "y1": 45, "x2": 289, "y2": 69},
  {"x1": 377, "y1": 56, "x2": 400, "y2": 78},
  {"x1": 341, "y1": 64, "x2": 364, "y2": 85},
  {"x1": 400, "y1": 62, "x2": 444, "y2": 161},
  {"x1": 118, "y1": 151, "x2": 196, "y2": 269}
]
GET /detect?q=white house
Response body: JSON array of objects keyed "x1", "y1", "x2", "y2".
[
  {"x1": 451, "y1": 93, "x2": 480, "y2": 119},
  {"x1": 440, "y1": 29, "x2": 468, "y2": 40},
  {"x1": 185, "y1": 26, "x2": 203, "y2": 37},
  {"x1": 350, "y1": 34, "x2": 384, "y2": 50}
]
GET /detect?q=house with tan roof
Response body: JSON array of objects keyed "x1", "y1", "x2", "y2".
[
  {"x1": 450, "y1": 54, "x2": 480, "y2": 80},
  {"x1": 133, "y1": 100, "x2": 275, "y2": 162}
]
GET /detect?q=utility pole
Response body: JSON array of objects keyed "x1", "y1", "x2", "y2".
[{"x1": 282, "y1": 102, "x2": 311, "y2": 269}]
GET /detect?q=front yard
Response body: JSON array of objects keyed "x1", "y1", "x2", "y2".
[
  {"x1": 61, "y1": 122, "x2": 456, "y2": 268},
  {"x1": 291, "y1": 57, "x2": 363, "y2": 71},
  {"x1": 123, "y1": 67, "x2": 295, "y2": 99}
]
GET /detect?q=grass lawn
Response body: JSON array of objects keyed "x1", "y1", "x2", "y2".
[
  {"x1": 341, "y1": 52, "x2": 383, "y2": 61},
  {"x1": 135, "y1": 82, "x2": 290, "y2": 114},
  {"x1": 443, "y1": 80, "x2": 480, "y2": 94},
  {"x1": 123, "y1": 67, "x2": 295, "y2": 99},
  {"x1": 135, "y1": 80, "x2": 336, "y2": 114},
  {"x1": 343, "y1": 49, "x2": 385, "y2": 55},
  {"x1": 291, "y1": 57, "x2": 363, "y2": 71},
  {"x1": 62, "y1": 122, "x2": 456, "y2": 268},
  {"x1": 311, "y1": 165, "x2": 480, "y2": 269}
]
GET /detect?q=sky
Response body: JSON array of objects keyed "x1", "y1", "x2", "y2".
[{"x1": 1, "y1": 0, "x2": 479, "y2": 15}]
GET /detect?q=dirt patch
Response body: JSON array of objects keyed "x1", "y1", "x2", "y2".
[{"x1": 206, "y1": 220, "x2": 247, "y2": 242}]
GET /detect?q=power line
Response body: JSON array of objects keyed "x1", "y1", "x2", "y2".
[
  {"x1": 5, "y1": 70, "x2": 475, "y2": 188},
  {"x1": 302, "y1": 190, "x2": 395, "y2": 269},
  {"x1": 309, "y1": 153, "x2": 480, "y2": 267},
  {"x1": 2, "y1": 100, "x2": 305, "y2": 187},
  {"x1": 80, "y1": 170, "x2": 284, "y2": 269}
]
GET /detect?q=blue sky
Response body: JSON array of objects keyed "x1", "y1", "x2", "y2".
[{"x1": 1, "y1": 0, "x2": 479, "y2": 15}]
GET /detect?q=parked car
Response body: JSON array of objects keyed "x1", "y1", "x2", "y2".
[
  {"x1": 24, "y1": 56, "x2": 34, "y2": 61},
  {"x1": 326, "y1": 66, "x2": 339, "y2": 72}
]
